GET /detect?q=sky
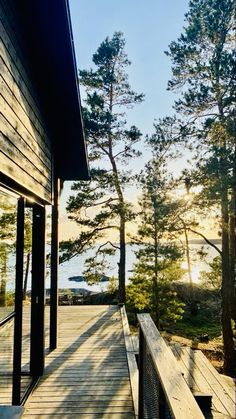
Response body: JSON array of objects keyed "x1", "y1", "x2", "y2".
[
  {"x1": 68, "y1": 0, "x2": 189, "y2": 131},
  {"x1": 60, "y1": 0, "x2": 191, "y2": 240}
]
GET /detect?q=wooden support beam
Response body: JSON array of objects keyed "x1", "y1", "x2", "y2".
[
  {"x1": 30, "y1": 204, "x2": 46, "y2": 378},
  {"x1": 50, "y1": 177, "x2": 59, "y2": 350}
]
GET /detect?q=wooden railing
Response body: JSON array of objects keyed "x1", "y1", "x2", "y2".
[
  {"x1": 120, "y1": 306, "x2": 139, "y2": 417},
  {"x1": 0, "y1": 311, "x2": 15, "y2": 328},
  {"x1": 137, "y1": 314, "x2": 204, "y2": 419}
]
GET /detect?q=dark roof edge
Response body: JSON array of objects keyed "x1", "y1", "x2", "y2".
[
  {"x1": 13, "y1": 0, "x2": 90, "y2": 181},
  {"x1": 64, "y1": 0, "x2": 90, "y2": 180}
]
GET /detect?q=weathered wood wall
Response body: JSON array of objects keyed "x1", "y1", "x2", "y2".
[{"x1": 0, "y1": 0, "x2": 52, "y2": 203}]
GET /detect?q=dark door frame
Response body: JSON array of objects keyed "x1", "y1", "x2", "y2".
[
  {"x1": 50, "y1": 177, "x2": 59, "y2": 350},
  {"x1": 12, "y1": 199, "x2": 46, "y2": 405},
  {"x1": 12, "y1": 197, "x2": 25, "y2": 405},
  {"x1": 30, "y1": 204, "x2": 46, "y2": 378}
]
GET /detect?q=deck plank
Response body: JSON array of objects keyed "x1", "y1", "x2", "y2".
[
  {"x1": 170, "y1": 345, "x2": 235, "y2": 418},
  {"x1": 22, "y1": 305, "x2": 134, "y2": 418},
  {"x1": 0, "y1": 308, "x2": 33, "y2": 404}
]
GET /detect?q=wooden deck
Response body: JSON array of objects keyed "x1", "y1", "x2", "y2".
[
  {"x1": 0, "y1": 307, "x2": 32, "y2": 405},
  {"x1": 1, "y1": 306, "x2": 235, "y2": 418},
  {"x1": 170, "y1": 345, "x2": 236, "y2": 418},
  {"x1": 22, "y1": 305, "x2": 135, "y2": 418},
  {"x1": 132, "y1": 333, "x2": 235, "y2": 419}
]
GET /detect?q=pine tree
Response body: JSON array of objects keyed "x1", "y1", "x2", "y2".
[
  {"x1": 128, "y1": 161, "x2": 185, "y2": 327},
  {"x1": 60, "y1": 32, "x2": 144, "y2": 303},
  {"x1": 200, "y1": 256, "x2": 222, "y2": 290},
  {"x1": 127, "y1": 124, "x2": 186, "y2": 326},
  {"x1": 166, "y1": 0, "x2": 235, "y2": 374}
]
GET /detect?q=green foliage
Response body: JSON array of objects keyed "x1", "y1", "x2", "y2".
[
  {"x1": 6, "y1": 291, "x2": 15, "y2": 307},
  {"x1": 127, "y1": 261, "x2": 185, "y2": 326},
  {"x1": 0, "y1": 194, "x2": 17, "y2": 306},
  {"x1": 200, "y1": 256, "x2": 222, "y2": 289},
  {"x1": 165, "y1": 283, "x2": 222, "y2": 340},
  {"x1": 165, "y1": 0, "x2": 235, "y2": 375},
  {"x1": 128, "y1": 140, "x2": 186, "y2": 326},
  {"x1": 107, "y1": 276, "x2": 118, "y2": 294},
  {"x1": 165, "y1": 0, "x2": 235, "y2": 171},
  {"x1": 0, "y1": 195, "x2": 16, "y2": 243},
  {"x1": 82, "y1": 256, "x2": 111, "y2": 285},
  {"x1": 169, "y1": 313, "x2": 221, "y2": 341},
  {"x1": 166, "y1": 0, "x2": 235, "y2": 118}
]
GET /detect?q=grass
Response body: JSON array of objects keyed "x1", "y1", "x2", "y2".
[
  {"x1": 166, "y1": 301, "x2": 222, "y2": 341},
  {"x1": 167, "y1": 313, "x2": 221, "y2": 340}
]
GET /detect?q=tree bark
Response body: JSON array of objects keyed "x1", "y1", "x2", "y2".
[
  {"x1": 229, "y1": 143, "x2": 236, "y2": 322},
  {"x1": 153, "y1": 208, "x2": 160, "y2": 328},
  {"x1": 109, "y1": 156, "x2": 126, "y2": 304},
  {"x1": 23, "y1": 252, "x2": 30, "y2": 300},
  {"x1": 220, "y1": 157, "x2": 235, "y2": 375},
  {"x1": 184, "y1": 225, "x2": 193, "y2": 287},
  {"x1": 108, "y1": 80, "x2": 126, "y2": 304},
  {"x1": 118, "y1": 217, "x2": 126, "y2": 304}
]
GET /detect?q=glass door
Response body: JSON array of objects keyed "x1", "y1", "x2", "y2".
[
  {"x1": 0, "y1": 188, "x2": 18, "y2": 405},
  {"x1": 12, "y1": 200, "x2": 46, "y2": 405}
]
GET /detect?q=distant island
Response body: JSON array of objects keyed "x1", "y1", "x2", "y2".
[{"x1": 68, "y1": 275, "x2": 109, "y2": 283}]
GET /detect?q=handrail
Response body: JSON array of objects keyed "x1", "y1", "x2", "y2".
[
  {"x1": 137, "y1": 314, "x2": 204, "y2": 419},
  {"x1": 0, "y1": 311, "x2": 15, "y2": 327},
  {"x1": 120, "y1": 305, "x2": 139, "y2": 418}
]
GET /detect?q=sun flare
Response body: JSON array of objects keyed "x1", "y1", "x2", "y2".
[{"x1": 181, "y1": 262, "x2": 201, "y2": 283}]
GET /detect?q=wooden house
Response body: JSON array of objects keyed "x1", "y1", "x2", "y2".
[
  {"x1": 1, "y1": 1, "x2": 234, "y2": 417},
  {"x1": 0, "y1": 0, "x2": 89, "y2": 405}
]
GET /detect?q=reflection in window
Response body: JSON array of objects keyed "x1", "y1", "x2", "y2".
[
  {"x1": 23, "y1": 208, "x2": 32, "y2": 301},
  {"x1": 0, "y1": 189, "x2": 18, "y2": 321}
]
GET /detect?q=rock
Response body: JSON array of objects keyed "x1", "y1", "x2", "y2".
[{"x1": 199, "y1": 334, "x2": 209, "y2": 343}]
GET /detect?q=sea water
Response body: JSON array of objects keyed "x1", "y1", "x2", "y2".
[
  {"x1": 5, "y1": 243, "x2": 220, "y2": 293},
  {"x1": 49, "y1": 243, "x2": 219, "y2": 292}
]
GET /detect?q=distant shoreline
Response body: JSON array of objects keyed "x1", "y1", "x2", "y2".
[
  {"x1": 188, "y1": 239, "x2": 221, "y2": 245},
  {"x1": 126, "y1": 239, "x2": 221, "y2": 245}
]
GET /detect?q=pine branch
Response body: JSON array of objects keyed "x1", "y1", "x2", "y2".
[
  {"x1": 60, "y1": 225, "x2": 119, "y2": 262},
  {"x1": 97, "y1": 241, "x2": 120, "y2": 252},
  {"x1": 89, "y1": 134, "x2": 110, "y2": 157},
  {"x1": 114, "y1": 147, "x2": 131, "y2": 158},
  {"x1": 188, "y1": 228, "x2": 222, "y2": 255},
  {"x1": 84, "y1": 197, "x2": 119, "y2": 208}
]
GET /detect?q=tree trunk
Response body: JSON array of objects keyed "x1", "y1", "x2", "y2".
[
  {"x1": 0, "y1": 249, "x2": 7, "y2": 307},
  {"x1": 184, "y1": 226, "x2": 193, "y2": 288},
  {"x1": 153, "y1": 214, "x2": 160, "y2": 328},
  {"x1": 108, "y1": 82, "x2": 126, "y2": 304},
  {"x1": 229, "y1": 143, "x2": 236, "y2": 322},
  {"x1": 152, "y1": 277, "x2": 160, "y2": 329},
  {"x1": 220, "y1": 165, "x2": 235, "y2": 376},
  {"x1": 23, "y1": 252, "x2": 31, "y2": 300},
  {"x1": 118, "y1": 216, "x2": 126, "y2": 304}
]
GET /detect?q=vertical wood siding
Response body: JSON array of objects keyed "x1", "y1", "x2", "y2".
[{"x1": 0, "y1": 1, "x2": 52, "y2": 203}]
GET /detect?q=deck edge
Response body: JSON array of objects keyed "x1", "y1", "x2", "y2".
[{"x1": 120, "y1": 306, "x2": 138, "y2": 418}]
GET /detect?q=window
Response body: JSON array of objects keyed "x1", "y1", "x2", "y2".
[{"x1": 0, "y1": 188, "x2": 18, "y2": 322}]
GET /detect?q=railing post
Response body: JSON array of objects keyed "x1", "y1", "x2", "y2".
[
  {"x1": 138, "y1": 327, "x2": 144, "y2": 418},
  {"x1": 30, "y1": 204, "x2": 46, "y2": 378},
  {"x1": 137, "y1": 314, "x2": 204, "y2": 419}
]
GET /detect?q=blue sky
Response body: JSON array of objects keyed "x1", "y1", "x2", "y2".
[
  {"x1": 69, "y1": 0, "x2": 189, "y2": 135},
  {"x1": 60, "y1": 0, "x2": 190, "y2": 235}
]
